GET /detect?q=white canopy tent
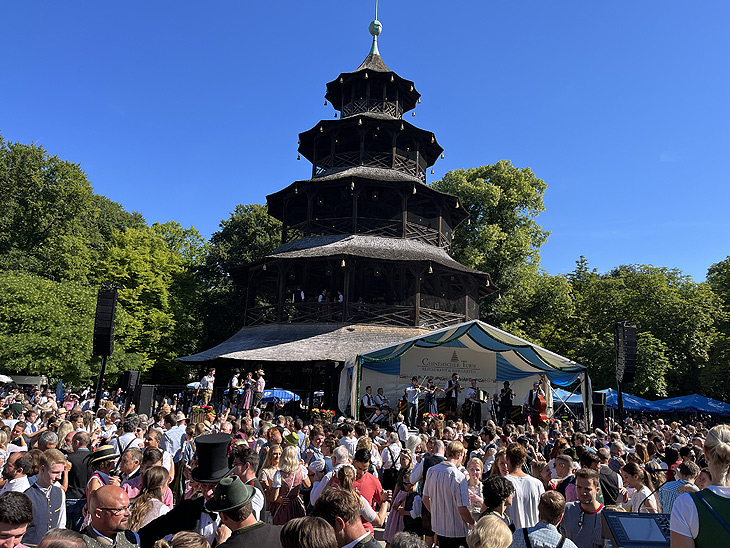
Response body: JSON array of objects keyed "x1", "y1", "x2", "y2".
[{"x1": 340, "y1": 320, "x2": 591, "y2": 425}]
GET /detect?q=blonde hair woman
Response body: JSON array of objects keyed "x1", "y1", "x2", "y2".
[
  {"x1": 670, "y1": 424, "x2": 730, "y2": 548},
  {"x1": 258, "y1": 443, "x2": 282, "y2": 508},
  {"x1": 153, "y1": 531, "x2": 210, "y2": 548},
  {"x1": 270, "y1": 445, "x2": 310, "y2": 525},
  {"x1": 467, "y1": 515, "x2": 513, "y2": 548}
]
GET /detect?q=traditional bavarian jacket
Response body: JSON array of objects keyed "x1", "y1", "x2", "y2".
[
  {"x1": 82, "y1": 526, "x2": 140, "y2": 548},
  {"x1": 22, "y1": 482, "x2": 65, "y2": 547}
]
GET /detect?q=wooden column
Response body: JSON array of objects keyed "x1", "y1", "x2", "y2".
[
  {"x1": 343, "y1": 263, "x2": 351, "y2": 322},
  {"x1": 401, "y1": 190, "x2": 408, "y2": 238},
  {"x1": 306, "y1": 192, "x2": 313, "y2": 236},
  {"x1": 438, "y1": 205, "x2": 443, "y2": 248},
  {"x1": 352, "y1": 188, "x2": 359, "y2": 234},
  {"x1": 414, "y1": 267, "x2": 421, "y2": 327},
  {"x1": 276, "y1": 263, "x2": 286, "y2": 321}
]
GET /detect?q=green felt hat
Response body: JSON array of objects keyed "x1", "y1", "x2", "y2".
[{"x1": 205, "y1": 476, "x2": 255, "y2": 513}]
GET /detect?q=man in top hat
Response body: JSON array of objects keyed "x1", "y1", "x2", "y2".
[
  {"x1": 138, "y1": 433, "x2": 232, "y2": 548},
  {"x1": 252, "y1": 370, "x2": 265, "y2": 410},
  {"x1": 208, "y1": 477, "x2": 282, "y2": 547}
]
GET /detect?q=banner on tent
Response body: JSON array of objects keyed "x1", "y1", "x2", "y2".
[{"x1": 400, "y1": 347, "x2": 497, "y2": 382}]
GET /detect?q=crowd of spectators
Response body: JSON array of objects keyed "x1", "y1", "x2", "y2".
[{"x1": 0, "y1": 383, "x2": 728, "y2": 548}]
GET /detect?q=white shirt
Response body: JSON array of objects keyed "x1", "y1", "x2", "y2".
[
  {"x1": 0, "y1": 475, "x2": 29, "y2": 493},
  {"x1": 200, "y1": 375, "x2": 215, "y2": 390},
  {"x1": 670, "y1": 484, "x2": 730, "y2": 538},
  {"x1": 506, "y1": 473, "x2": 545, "y2": 529},
  {"x1": 405, "y1": 386, "x2": 421, "y2": 405},
  {"x1": 362, "y1": 393, "x2": 376, "y2": 407},
  {"x1": 423, "y1": 461, "x2": 471, "y2": 538},
  {"x1": 112, "y1": 431, "x2": 144, "y2": 454},
  {"x1": 395, "y1": 422, "x2": 409, "y2": 444},
  {"x1": 340, "y1": 435, "x2": 358, "y2": 458},
  {"x1": 374, "y1": 394, "x2": 389, "y2": 407},
  {"x1": 381, "y1": 443, "x2": 402, "y2": 470}
]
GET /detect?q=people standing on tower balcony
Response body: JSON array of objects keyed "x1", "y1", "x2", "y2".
[
  {"x1": 252, "y1": 370, "x2": 266, "y2": 410},
  {"x1": 317, "y1": 290, "x2": 329, "y2": 303}
]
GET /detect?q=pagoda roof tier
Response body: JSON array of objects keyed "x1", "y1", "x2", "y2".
[
  {"x1": 298, "y1": 115, "x2": 443, "y2": 168},
  {"x1": 266, "y1": 167, "x2": 469, "y2": 227},
  {"x1": 178, "y1": 322, "x2": 430, "y2": 363},
  {"x1": 241, "y1": 235, "x2": 496, "y2": 294},
  {"x1": 325, "y1": 53, "x2": 421, "y2": 113}
]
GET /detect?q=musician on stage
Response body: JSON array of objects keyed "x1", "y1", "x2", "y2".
[
  {"x1": 423, "y1": 378, "x2": 443, "y2": 415},
  {"x1": 464, "y1": 379, "x2": 483, "y2": 430},
  {"x1": 361, "y1": 386, "x2": 383, "y2": 423},
  {"x1": 498, "y1": 381, "x2": 515, "y2": 425},
  {"x1": 525, "y1": 378, "x2": 548, "y2": 425},
  {"x1": 444, "y1": 373, "x2": 462, "y2": 420},
  {"x1": 404, "y1": 377, "x2": 423, "y2": 427},
  {"x1": 374, "y1": 387, "x2": 391, "y2": 423},
  {"x1": 525, "y1": 381, "x2": 545, "y2": 409}
]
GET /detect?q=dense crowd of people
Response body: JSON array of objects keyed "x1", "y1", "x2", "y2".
[{"x1": 0, "y1": 384, "x2": 728, "y2": 548}]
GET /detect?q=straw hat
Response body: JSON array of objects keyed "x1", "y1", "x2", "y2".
[{"x1": 85, "y1": 445, "x2": 120, "y2": 468}]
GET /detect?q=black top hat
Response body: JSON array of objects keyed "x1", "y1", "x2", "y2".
[
  {"x1": 192, "y1": 433, "x2": 232, "y2": 483},
  {"x1": 503, "y1": 381, "x2": 510, "y2": 386},
  {"x1": 205, "y1": 476, "x2": 255, "y2": 513}
]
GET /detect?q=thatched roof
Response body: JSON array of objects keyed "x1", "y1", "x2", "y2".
[
  {"x1": 266, "y1": 234, "x2": 488, "y2": 277},
  {"x1": 178, "y1": 323, "x2": 429, "y2": 363}
]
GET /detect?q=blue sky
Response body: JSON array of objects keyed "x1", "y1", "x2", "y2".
[{"x1": 3, "y1": 1, "x2": 728, "y2": 281}]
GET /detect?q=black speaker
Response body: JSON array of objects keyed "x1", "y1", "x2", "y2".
[
  {"x1": 134, "y1": 384, "x2": 156, "y2": 417},
  {"x1": 93, "y1": 289, "x2": 118, "y2": 356},
  {"x1": 622, "y1": 326, "x2": 637, "y2": 384},
  {"x1": 120, "y1": 370, "x2": 140, "y2": 393},
  {"x1": 592, "y1": 391, "x2": 607, "y2": 431}
]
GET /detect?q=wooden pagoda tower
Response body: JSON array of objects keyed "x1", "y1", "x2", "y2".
[
  {"x1": 182, "y1": 19, "x2": 497, "y2": 412},
  {"x1": 233, "y1": 20, "x2": 496, "y2": 330}
]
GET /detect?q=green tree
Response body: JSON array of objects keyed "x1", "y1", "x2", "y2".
[
  {"x1": 0, "y1": 271, "x2": 144, "y2": 384},
  {"x1": 560, "y1": 261, "x2": 721, "y2": 397},
  {"x1": 198, "y1": 204, "x2": 282, "y2": 348},
  {"x1": 704, "y1": 256, "x2": 730, "y2": 400},
  {"x1": 431, "y1": 161, "x2": 550, "y2": 323},
  {"x1": 0, "y1": 137, "x2": 143, "y2": 283},
  {"x1": 95, "y1": 225, "x2": 189, "y2": 371}
]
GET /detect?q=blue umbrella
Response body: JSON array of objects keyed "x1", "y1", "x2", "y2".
[{"x1": 261, "y1": 389, "x2": 300, "y2": 403}]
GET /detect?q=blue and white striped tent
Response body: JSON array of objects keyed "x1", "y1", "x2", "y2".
[{"x1": 341, "y1": 320, "x2": 589, "y2": 419}]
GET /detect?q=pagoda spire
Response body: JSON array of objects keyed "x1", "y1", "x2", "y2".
[{"x1": 368, "y1": 0, "x2": 382, "y2": 56}]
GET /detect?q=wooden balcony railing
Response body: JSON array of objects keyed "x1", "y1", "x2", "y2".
[{"x1": 244, "y1": 302, "x2": 467, "y2": 328}]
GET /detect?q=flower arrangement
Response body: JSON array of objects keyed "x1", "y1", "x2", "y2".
[
  {"x1": 423, "y1": 413, "x2": 445, "y2": 421},
  {"x1": 311, "y1": 408, "x2": 336, "y2": 422},
  {"x1": 190, "y1": 404, "x2": 215, "y2": 424},
  {"x1": 192, "y1": 405, "x2": 214, "y2": 414}
]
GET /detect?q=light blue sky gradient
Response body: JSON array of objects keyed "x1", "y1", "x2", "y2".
[{"x1": 2, "y1": 1, "x2": 728, "y2": 281}]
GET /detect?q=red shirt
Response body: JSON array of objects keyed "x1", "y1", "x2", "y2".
[{"x1": 354, "y1": 472, "x2": 383, "y2": 534}]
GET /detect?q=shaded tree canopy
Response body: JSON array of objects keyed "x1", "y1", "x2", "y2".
[{"x1": 431, "y1": 160, "x2": 550, "y2": 323}]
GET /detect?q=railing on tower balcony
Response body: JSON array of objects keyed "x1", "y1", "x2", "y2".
[
  {"x1": 314, "y1": 152, "x2": 426, "y2": 183},
  {"x1": 341, "y1": 99, "x2": 403, "y2": 119},
  {"x1": 244, "y1": 302, "x2": 467, "y2": 328}
]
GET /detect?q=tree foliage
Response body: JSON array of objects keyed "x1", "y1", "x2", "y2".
[
  {"x1": 431, "y1": 161, "x2": 550, "y2": 323},
  {"x1": 197, "y1": 204, "x2": 282, "y2": 348}
]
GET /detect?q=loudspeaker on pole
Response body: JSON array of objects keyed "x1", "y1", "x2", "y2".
[{"x1": 93, "y1": 289, "x2": 118, "y2": 357}]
